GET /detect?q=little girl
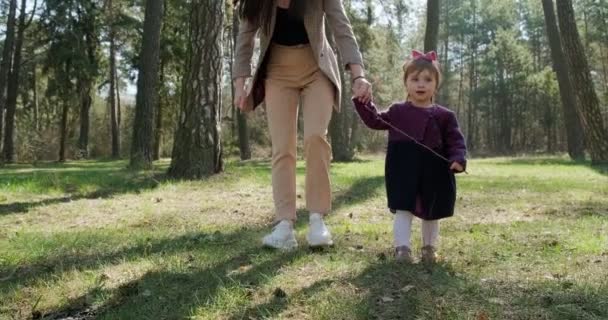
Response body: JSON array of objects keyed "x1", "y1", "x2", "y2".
[{"x1": 352, "y1": 50, "x2": 467, "y2": 263}]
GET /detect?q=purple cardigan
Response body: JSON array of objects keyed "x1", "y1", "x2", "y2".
[{"x1": 353, "y1": 98, "x2": 467, "y2": 169}]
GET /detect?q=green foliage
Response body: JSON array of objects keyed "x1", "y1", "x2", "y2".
[
  {"x1": 40, "y1": 0, "x2": 101, "y2": 97},
  {"x1": 3, "y1": 0, "x2": 608, "y2": 160}
]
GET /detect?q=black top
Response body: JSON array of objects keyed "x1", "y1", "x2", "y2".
[{"x1": 272, "y1": 7, "x2": 309, "y2": 46}]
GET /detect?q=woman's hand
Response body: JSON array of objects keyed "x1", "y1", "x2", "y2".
[
  {"x1": 450, "y1": 162, "x2": 464, "y2": 173},
  {"x1": 352, "y1": 77, "x2": 372, "y2": 104},
  {"x1": 233, "y1": 77, "x2": 248, "y2": 111},
  {"x1": 349, "y1": 64, "x2": 372, "y2": 104}
]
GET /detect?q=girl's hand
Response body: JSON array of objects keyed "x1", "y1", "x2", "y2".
[
  {"x1": 233, "y1": 77, "x2": 248, "y2": 111},
  {"x1": 352, "y1": 77, "x2": 372, "y2": 103},
  {"x1": 450, "y1": 162, "x2": 464, "y2": 172}
]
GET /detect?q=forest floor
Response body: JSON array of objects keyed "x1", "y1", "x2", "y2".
[{"x1": 1, "y1": 156, "x2": 607, "y2": 319}]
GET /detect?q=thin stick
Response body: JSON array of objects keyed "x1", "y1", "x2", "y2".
[{"x1": 361, "y1": 103, "x2": 468, "y2": 174}]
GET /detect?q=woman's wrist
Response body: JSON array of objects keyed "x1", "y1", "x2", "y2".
[
  {"x1": 348, "y1": 64, "x2": 365, "y2": 79},
  {"x1": 234, "y1": 77, "x2": 246, "y2": 88},
  {"x1": 351, "y1": 75, "x2": 366, "y2": 84}
]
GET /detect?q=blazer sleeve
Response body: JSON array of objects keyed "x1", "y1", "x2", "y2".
[
  {"x1": 443, "y1": 111, "x2": 467, "y2": 170},
  {"x1": 353, "y1": 98, "x2": 391, "y2": 130},
  {"x1": 323, "y1": 0, "x2": 364, "y2": 69},
  {"x1": 233, "y1": 17, "x2": 260, "y2": 80}
]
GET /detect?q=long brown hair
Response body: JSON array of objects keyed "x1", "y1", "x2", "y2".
[{"x1": 234, "y1": 0, "x2": 307, "y2": 34}]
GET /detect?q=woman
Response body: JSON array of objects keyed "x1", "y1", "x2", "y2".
[{"x1": 233, "y1": 0, "x2": 372, "y2": 250}]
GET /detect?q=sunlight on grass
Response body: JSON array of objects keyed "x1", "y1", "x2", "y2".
[{"x1": 1, "y1": 156, "x2": 607, "y2": 319}]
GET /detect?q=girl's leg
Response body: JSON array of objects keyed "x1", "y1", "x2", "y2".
[
  {"x1": 394, "y1": 210, "x2": 414, "y2": 248},
  {"x1": 421, "y1": 219, "x2": 440, "y2": 247}
]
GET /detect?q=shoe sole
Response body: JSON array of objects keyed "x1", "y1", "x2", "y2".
[
  {"x1": 306, "y1": 235, "x2": 334, "y2": 248},
  {"x1": 262, "y1": 239, "x2": 298, "y2": 251}
]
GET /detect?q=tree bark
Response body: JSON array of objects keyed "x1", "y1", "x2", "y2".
[
  {"x1": 78, "y1": 4, "x2": 97, "y2": 159},
  {"x1": 153, "y1": 60, "x2": 164, "y2": 160},
  {"x1": 109, "y1": 0, "x2": 120, "y2": 159},
  {"x1": 77, "y1": 79, "x2": 92, "y2": 159},
  {"x1": 59, "y1": 95, "x2": 70, "y2": 162},
  {"x1": 0, "y1": 0, "x2": 18, "y2": 155},
  {"x1": 3, "y1": 0, "x2": 28, "y2": 162},
  {"x1": 557, "y1": 0, "x2": 608, "y2": 163},
  {"x1": 168, "y1": 0, "x2": 224, "y2": 178},
  {"x1": 541, "y1": 0, "x2": 585, "y2": 160},
  {"x1": 130, "y1": 0, "x2": 164, "y2": 169},
  {"x1": 327, "y1": 23, "x2": 354, "y2": 162},
  {"x1": 439, "y1": 0, "x2": 450, "y2": 104},
  {"x1": 33, "y1": 61, "x2": 39, "y2": 131},
  {"x1": 424, "y1": 0, "x2": 440, "y2": 52},
  {"x1": 116, "y1": 71, "x2": 121, "y2": 126},
  {"x1": 466, "y1": 0, "x2": 477, "y2": 153}
]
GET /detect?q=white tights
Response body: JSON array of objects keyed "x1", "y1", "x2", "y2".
[{"x1": 393, "y1": 210, "x2": 439, "y2": 248}]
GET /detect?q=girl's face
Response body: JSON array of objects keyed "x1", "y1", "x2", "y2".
[{"x1": 405, "y1": 69, "x2": 437, "y2": 106}]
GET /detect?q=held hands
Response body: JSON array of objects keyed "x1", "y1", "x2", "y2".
[
  {"x1": 352, "y1": 77, "x2": 372, "y2": 104},
  {"x1": 233, "y1": 77, "x2": 247, "y2": 111},
  {"x1": 350, "y1": 64, "x2": 372, "y2": 104},
  {"x1": 450, "y1": 162, "x2": 464, "y2": 173}
]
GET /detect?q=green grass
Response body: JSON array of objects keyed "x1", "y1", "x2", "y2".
[{"x1": 0, "y1": 155, "x2": 607, "y2": 319}]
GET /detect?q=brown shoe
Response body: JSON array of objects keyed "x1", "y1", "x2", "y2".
[
  {"x1": 395, "y1": 246, "x2": 413, "y2": 263},
  {"x1": 421, "y1": 245, "x2": 438, "y2": 264}
]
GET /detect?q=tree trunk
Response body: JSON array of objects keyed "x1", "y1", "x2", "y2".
[
  {"x1": 439, "y1": 0, "x2": 450, "y2": 105},
  {"x1": 424, "y1": 0, "x2": 440, "y2": 52},
  {"x1": 466, "y1": 0, "x2": 477, "y2": 153},
  {"x1": 153, "y1": 60, "x2": 164, "y2": 160},
  {"x1": 232, "y1": 10, "x2": 251, "y2": 160},
  {"x1": 33, "y1": 61, "x2": 39, "y2": 131},
  {"x1": 109, "y1": 24, "x2": 120, "y2": 158},
  {"x1": 59, "y1": 97, "x2": 70, "y2": 162},
  {"x1": 168, "y1": 0, "x2": 224, "y2": 178},
  {"x1": 557, "y1": 0, "x2": 608, "y2": 163},
  {"x1": 78, "y1": 8, "x2": 96, "y2": 160},
  {"x1": 116, "y1": 71, "x2": 121, "y2": 126},
  {"x1": 229, "y1": 11, "x2": 237, "y2": 141},
  {"x1": 541, "y1": 0, "x2": 585, "y2": 160},
  {"x1": 130, "y1": 0, "x2": 164, "y2": 169},
  {"x1": 0, "y1": 0, "x2": 18, "y2": 155},
  {"x1": 77, "y1": 79, "x2": 92, "y2": 158},
  {"x1": 327, "y1": 23, "x2": 354, "y2": 162},
  {"x1": 3, "y1": 0, "x2": 27, "y2": 163}
]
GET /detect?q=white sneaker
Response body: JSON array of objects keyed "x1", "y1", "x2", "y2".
[
  {"x1": 262, "y1": 220, "x2": 298, "y2": 250},
  {"x1": 306, "y1": 213, "x2": 334, "y2": 247}
]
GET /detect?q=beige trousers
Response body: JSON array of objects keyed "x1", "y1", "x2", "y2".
[{"x1": 264, "y1": 44, "x2": 335, "y2": 222}]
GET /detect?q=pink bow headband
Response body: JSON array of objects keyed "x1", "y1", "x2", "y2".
[{"x1": 412, "y1": 50, "x2": 437, "y2": 62}]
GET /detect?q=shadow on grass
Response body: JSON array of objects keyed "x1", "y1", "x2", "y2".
[
  {"x1": 289, "y1": 175, "x2": 384, "y2": 232},
  {"x1": 1, "y1": 162, "x2": 384, "y2": 288},
  {"x1": 0, "y1": 230, "x2": 221, "y2": 293},
  {"x1": 20, "y1": 238, "x2": 608, "y2": 320},
  {"x1": 7, "y1": 226, "x2": 305, "y2": 320},
  {"x1": 228, "y1": 257, "x2": 608, "y2": 320},
  {"x1": 0, "y1": 171, "x2": 166, "y2": 216},
  {"x1": 532, "y1": 199, "x2": 608, "y2": 218},
  {"x1": 0, "y1": 161, "x2": 168, "y2": 216},
  {"x1": 489, "y1": 157, "x2": 608, "y2": 177},
  {"x1": 333, "y1": 175, "x2": 385, "y2": 211},
  {"x1": 1, "y1": 171, "x2": 383, "y2": 319}
]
